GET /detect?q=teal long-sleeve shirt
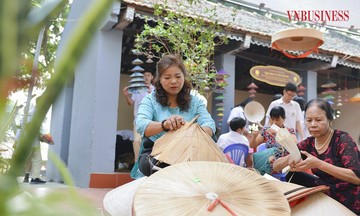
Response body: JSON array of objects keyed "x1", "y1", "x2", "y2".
[{"x1": 135, "y1": 91, "x2": 216, "y2": 142}]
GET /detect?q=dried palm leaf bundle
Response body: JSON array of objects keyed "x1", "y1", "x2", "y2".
[
  {"x1": 151, "y1": 116, "x2": 228, "y2": 165},
  {"x1": 133, "y1": 161, "x2": 291, "y2": 216},
  {"x1": 275, "y1": 128, "x2": 301, "y2": 163},
  {"x1": 269, "y1": 180, "x2": 355, "y2": 216}
]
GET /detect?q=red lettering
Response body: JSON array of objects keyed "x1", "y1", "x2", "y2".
[
  {"x1": 301, "y1": 11, "x2": 308, "y2": 21},
  {"x1": 332, "y1": 10, "x2": 338, "y2": 21},
  {"x1": 285, "y1": 10, "x2": 350, "y2": 22},
  {"x1": 314, "y1": 10, "x2": 320, "y2": 21},
  {"x1": 293, "y1": 11, "x2": 301, "y2": 21},
  {"x1": 343, "y1": 10, "x2": 350, "y2": 21},
  {"x1": 286, "y1": 11, "x2": 293, "y2": 21},
  {"x1": 325, "y1": 10, "x2": 331, "y2": 21}
]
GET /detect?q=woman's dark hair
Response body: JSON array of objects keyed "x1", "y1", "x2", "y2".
[
  {"x1": 234, "y1": 97, "x2": 253, "y2": 108},
  {"x1": 270, "y1": 106, "x2": 286, "y2": 119},
  {"x1": 305, "y1": 98, "x2": 334, "y2": 121},
  {"x1": 229, "y1": 117, "x2": 246, "y2": 131},
  {"x1": 293, "y1": 96, "x2": 306, "y2": 111},
  {"x1": 154, "y1": 54, "x2": 191, "y2": 111}
]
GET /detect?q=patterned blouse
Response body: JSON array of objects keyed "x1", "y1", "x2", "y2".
[
  {"x1": 260, "y1": 126, "x2": 295, "y2": 159},
  {"x1": 297, "y1": 130, "x2": 360, "y2": 215}
]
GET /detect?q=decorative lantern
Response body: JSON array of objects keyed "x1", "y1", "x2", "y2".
[
  {"x1": 247, "y1": 82, "x2": 258, "y2": 98},
  {"x1": 271, "y1": 28, "x2": 324, "y2": 59},
  {"x1": 214, "y1": 70, "x2": 228, "y2": 128},
  {"x1": 128, "y1": 51, "x2": 147, "y2": 94}
]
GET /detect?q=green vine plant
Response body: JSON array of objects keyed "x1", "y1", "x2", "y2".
[
  {"x1": 133, "y1": 0, "x2": 230, "y2": 94},
  {"x1": 0, "y1": 0, "x2": 115, "y2": 215}
]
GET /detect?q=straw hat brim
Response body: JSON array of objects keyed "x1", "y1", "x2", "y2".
[
  {"x1": 133, "y1": 161, "x2": 291, "y2": 216},
  {"x1": 269, "y1": 180, "x2": 355, "y2": 216}
]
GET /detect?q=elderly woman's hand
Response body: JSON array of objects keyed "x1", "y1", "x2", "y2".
[
  {"x1": 290, "y1": 151, "x2": 321, "y2": 172},
  {"x1": 164, "y1": 115, "x2": 185, "y2": 131}
]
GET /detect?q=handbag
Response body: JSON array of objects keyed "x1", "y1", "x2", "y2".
[
  {"x1": 138, "y1": 138, "x2": 169, "y2": 176},
  {"x1": 253, "y1": 147, "x2": 278, "y2": 175}
]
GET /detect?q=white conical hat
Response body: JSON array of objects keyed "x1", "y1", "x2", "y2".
[
  {"x1": 244, "y1": 101, "x2": 265, "y2": 123},
  {"x1": 103, "y1": 177, "x2": 148, "y2": 216},
  {"x1": 133, "y1": 161, "x2": 291, "y2": 216}
]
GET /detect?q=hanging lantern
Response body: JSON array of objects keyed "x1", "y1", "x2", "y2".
[
  {"x1": 271, "y1": 28, "x2": 324, "y2": 59},
  {"x1": 214, "y1": 70, "x2": 229, "y2": 128},
  {"x1": 128, "y1": 51, "x2": 147, "y2": 94},
  {"x1": 349, "y1": 81, "x2": 360, "y2": 103},
  {"x1": 247, "y1": 82, "x2": 258, "y2": 98},
  {"x1": 132, "y1": 58, "x2": 144, "y2": 65},
  {"x1": 336, "y1": 88, "x2": 343, "y2": 107},
  {"x1": 248, "y1": 89, "x2": 257, "y2": 94},
  {"x1": 343, "y1": 77, "x2": 349, "y2": 103},
  {"x1": 321, "y1": 88, "x2": 336, "y2": 95},
  {"x1": 247, "y1": 82, "x2": 258, "y2": 89}
]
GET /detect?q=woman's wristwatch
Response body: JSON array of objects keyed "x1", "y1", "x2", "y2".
[{"x1": 161, "y1": 119, "x2": 169, "y2": 132}]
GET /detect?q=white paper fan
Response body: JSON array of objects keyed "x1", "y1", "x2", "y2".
[{"x1": 275, "y1": 128, "x2": 301, "y2": 163}]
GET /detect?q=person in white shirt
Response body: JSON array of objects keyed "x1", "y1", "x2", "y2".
[
  {"x1": 293, "y1": 96, "x2": 310, "y2": 140},
  {"x1": 265, "y1": 82, "x2": 304, "y2": 141},
  {"x1": 217, "y1": 117, "x2": 253, "y2": 167},
  {"x1": 227, "y1": 97, "x2": 253, "y2": 131}
]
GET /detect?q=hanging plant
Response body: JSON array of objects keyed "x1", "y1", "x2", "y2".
[{"x1": 133, "y1": 1, "x2": 229, "y2": 93}]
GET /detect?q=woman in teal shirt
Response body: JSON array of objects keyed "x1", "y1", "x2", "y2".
[{"x1": 131, "y1": 54, "x2": 215, "y2": 178}]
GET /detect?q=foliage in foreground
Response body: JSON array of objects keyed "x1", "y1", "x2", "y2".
[{"x1": 0, "y1": 0, "x2": 114, "y2": 215}]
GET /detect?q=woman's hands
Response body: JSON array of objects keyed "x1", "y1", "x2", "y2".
[
  {"x1": 163, "y1": 115, "x2": 185, "y2": 131},
  {"x1": 289, "y1": 151, "x2": 322, "y2": 172}
]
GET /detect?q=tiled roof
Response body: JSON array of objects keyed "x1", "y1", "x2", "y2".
[{"x1": 123, "y1": 0, "x2": 360, "y2": 66}]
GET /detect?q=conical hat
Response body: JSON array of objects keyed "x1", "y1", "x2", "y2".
[
  {"x1": 269, "y1": 180, "x2": 355, "y2": 216},
  {"x1": 243, "y1": 101, "x2": 265, "y2": 123},
  {"x1": 133, "y1": 161, "x2": 291, "y2": 216},
  {"x1": 151, "y1": 116, "x2": 228, "y2": 165},
  {"x1": 103, "y1": 177, "x2": 148, "y2": 216}
]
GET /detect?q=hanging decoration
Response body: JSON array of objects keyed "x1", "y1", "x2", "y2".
[
  {"x1": 336, "y1": 88, "x2": 343, "y2": 107},
  {"x1": 247, "y1": 81, "x2": 258, "y2": 98},
  {"x1": 349, "y1": 80, "x2": 360, "y2": 103},
  {"x1": 271, "y1": 28, "x2": 324, "y2": 59},
  {"x1": 336, "y1": 76, "x2": 343, "y2": 107},
  {"x1": 128, "y1": 50, "x2": 147, "y2": 94},
  {"x1": 321, "y1": 72, "x2": 337, "y2": 88},
  {"x1": 343, "y1": 76, "x2": 349, "y2": 103},
  {"x1": 214, "y1": 69, "x2": 228, "y2": 128},
  {"x1": 321, "y1": 72, "x2": 337, "y2": 105},
  {"x1": 146, "y1": 44, "x2": 154, "y2": 63}
]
